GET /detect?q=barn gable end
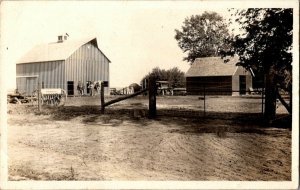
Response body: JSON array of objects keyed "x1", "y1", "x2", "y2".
[
  {"x1": 16, "y1": 37, "x2": 110, "y2": 96},
  {"x1": 65, "y1": 41, "x2": 110, "y2": 95}
]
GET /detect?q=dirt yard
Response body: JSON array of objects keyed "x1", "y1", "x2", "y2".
[{"x1": 7, "y1": 95, "x2": 291, "y2": 180}]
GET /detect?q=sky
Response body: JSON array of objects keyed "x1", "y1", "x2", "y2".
[{"x1": 0, "y1": 0, "x2": 296, "y2": 89}]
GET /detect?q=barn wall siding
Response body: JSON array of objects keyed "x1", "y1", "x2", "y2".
[
  {"x1": 16, "y1": 61, "x2": 65, "y2": 95},
  {"x1": 65, "y1": 42, "x2": 110, "y2": 95}
]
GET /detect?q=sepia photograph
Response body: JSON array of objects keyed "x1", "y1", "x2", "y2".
[{"x1": 0, "y1": 0, "x2": 298, "y2": 189}]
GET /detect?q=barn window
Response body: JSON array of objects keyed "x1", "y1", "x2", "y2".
[{"x1": 58, "y1": 36, "x2": 63, "y2": 42}]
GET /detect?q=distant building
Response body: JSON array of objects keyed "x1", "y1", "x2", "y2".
[
  {"x1": 156, "y1": 81, "x2": 173, "y2": 96},
  {"x1": 185, "y1": 57, "x2": 252, "y2": 96},
  {"x1": 16, "y1": 35, "x2": 111, "y2": 95},
  {"x1": 129, "y1": 83, "x2": 142, "y2": 93}
]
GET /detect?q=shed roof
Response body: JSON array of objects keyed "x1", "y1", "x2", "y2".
[
  {"x1": 17, "y1": 37, "x2": 111, "y2": 64},
  {"x1": 185, "y1": 56, "x2": 244, "y2": 77}
]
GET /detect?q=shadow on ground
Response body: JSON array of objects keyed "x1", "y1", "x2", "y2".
[{"x1": 22, "y1": 105, "x2": 291, "y2": 132}]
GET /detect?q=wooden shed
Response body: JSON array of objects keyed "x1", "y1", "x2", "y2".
[
  {"x1": 185, "y1": 57, "x2": 252, "y2": 96},
  {"x1": 16, "y1": 35, "x2": 111, "y2": 96}
]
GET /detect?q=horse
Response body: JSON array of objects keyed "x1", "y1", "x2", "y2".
[
  {"x1": 77, "y1": 81, "x2": 84, "y2": 96},
  {"x1": 94, "y1": 81, "x2": 102, "y2": 95}
]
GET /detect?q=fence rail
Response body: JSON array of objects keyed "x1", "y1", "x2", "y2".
[{"x1": 11, "y1": 79, "x2": 290, "y2": 119}]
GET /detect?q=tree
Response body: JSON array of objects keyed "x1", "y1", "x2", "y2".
[
  {"x1": 141, "y1": 67, "x2": 186, "y2": 88},
  {"x1": 175, "y1": 11, "x2": 230, "y2": 63},
  {"x1": 167, "y1": 67, "x2": 186, "y2": 88},
  {"x1": 220, "y1": 8, "x2": 293, "y2": 121},
  {"x1": 129, "y1": 83, "x2": 142, "y2": 93}
]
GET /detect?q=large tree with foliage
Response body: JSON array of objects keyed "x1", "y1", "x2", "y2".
[
  {"x1": 220, "y1": 8, "x2": 293, "y2": 121},
  {"x1": 141, "y1": 67, "x2": 186, "y2": 88},
  {"x1": 175, "y1": 11, "x2": 230, "y2": 63}
]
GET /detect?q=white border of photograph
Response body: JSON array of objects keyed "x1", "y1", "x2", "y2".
[{"x1": 0, "y1": 0, "x2": 298, "y2": 189}]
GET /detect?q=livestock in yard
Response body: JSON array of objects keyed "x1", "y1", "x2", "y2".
[
  {"x1": 94, "y1": 81, "x2": 102, "y2": 95},
  {"x1": 87, "y1": 81, "x2": 102, "y2": 96},
  {"x1": 88, "y1": 82, "x2": 95, "y2": 96},
  {"x1": 77, "y1": 81, "x2": 84, "y2": 96}
]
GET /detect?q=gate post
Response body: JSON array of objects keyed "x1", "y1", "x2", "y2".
[
  {"x1": 204, "y1": 84, "x2": 206, "y2": 117},
  {"x1": 148, "y1": 76, "x2": 156, "y2": 119},
  {"x1": 38, "y1": 80, "x2": 41, "y2": 112},
  {"x1": 100, "y1": 81, "x2": 105, "y2": 114},
  {"x1": 261, "y1": 87, "x2": 264, "y2": 116}
]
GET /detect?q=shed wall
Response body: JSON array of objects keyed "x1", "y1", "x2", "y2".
[
  {"x1": 186, "y1": 76, "x2": 232, "y2": 95},
  {"x1": 65, "y1": 42, "x2": 110, "y2": 95},
  {"x1": 232, "y1": 75, "x2": 239, "y2": 96},
  {"x1": 16, "y1": 61, "x2": 65, "y2": 95},
  {"x1": 234, "y1": 66, "x2": 248, "y2": 75},
  {"x1": 233, "y1": 67, "x2": 253, "y2": 94},
  {"x1": 246, "y1": 75, "x2": 252, "y2": 93}
]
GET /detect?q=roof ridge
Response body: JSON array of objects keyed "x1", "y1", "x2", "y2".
[{"x1": 17, "y1": 37, "x2": 99, "y2": 64}]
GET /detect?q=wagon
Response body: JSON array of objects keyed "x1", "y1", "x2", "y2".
[
  {"x1": 7, "y1": 90, "x2": 30, "y2": 104},
  {"x1": 33, "y1": 88, "x2": 67, "y2": 106}
]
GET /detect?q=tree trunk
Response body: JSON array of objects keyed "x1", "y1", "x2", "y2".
[
  {"x1": 264, "y1": 67, "x2": 277, "y2": 121},
  {"x1": 289, "y1": 90, "x2": 292, "y2": 113}
]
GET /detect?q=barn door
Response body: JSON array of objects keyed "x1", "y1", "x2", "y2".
[
  {"x1": 67, "y1": 81, "x2": 74, "y2": 96},
  {"x1": 86, "y1": 81, "x2": 92, "y2": 94},
  {"x1": 26, "y1": 78, "x2": 37, "y2": 95},
  {"x1": 239, "y1": 76, "x2": 246, "y2": 95}
]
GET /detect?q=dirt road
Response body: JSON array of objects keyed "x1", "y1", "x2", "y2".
[{"x1": 7, "y1": 102, "x2": 291, "y2": 181}]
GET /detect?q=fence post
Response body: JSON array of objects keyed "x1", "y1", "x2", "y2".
[
  {"x1": 144, "y1": 79, "x2": 148, "y2": 95},
  {"x1": 144, "y1": 79, "x2": 147, "y2": 89},
  {"x1": 100, "y1": 81, "x2": 105, "y2": 114},
  {"x1": 204, "y1": 84, "x2": 206, "y2": 117},
  {"x1": 148, "y1": 76, "x2": 156, "y2": 119},
  {"x1": 261, "y1": 87, "x2": 264, "y2": 116},
  {"x1": 38, "y1": 81, "x2": 41, "y2": 112}
]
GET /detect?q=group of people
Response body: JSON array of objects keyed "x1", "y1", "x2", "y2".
[{"x1": 77, "y1": 81, "x2": 102, "y2": 96}]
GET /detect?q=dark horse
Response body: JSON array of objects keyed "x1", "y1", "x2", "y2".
[{"x1": 94, "y1": 81, "x2": 101, "y2": 95}]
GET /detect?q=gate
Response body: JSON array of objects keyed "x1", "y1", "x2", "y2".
[{"x1": 99, "y1": 79, "x2": 271, "y2": 119}]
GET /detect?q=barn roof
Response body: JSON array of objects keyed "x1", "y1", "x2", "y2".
[
  {"x1": 17, "y1": 37, "x2": 111, "y2": 64},
  {"x1": 185, "y1": 56, "x2": 244, "y2": 77}
]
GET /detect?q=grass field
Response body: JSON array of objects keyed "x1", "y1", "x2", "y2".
[{"x1": 7, "y1": 95, "x2": 291, "y2": 180}]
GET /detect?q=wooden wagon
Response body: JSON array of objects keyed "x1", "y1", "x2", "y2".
[{"x1": 34, "y1": 88, "x2": 67, "y2": 106}]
